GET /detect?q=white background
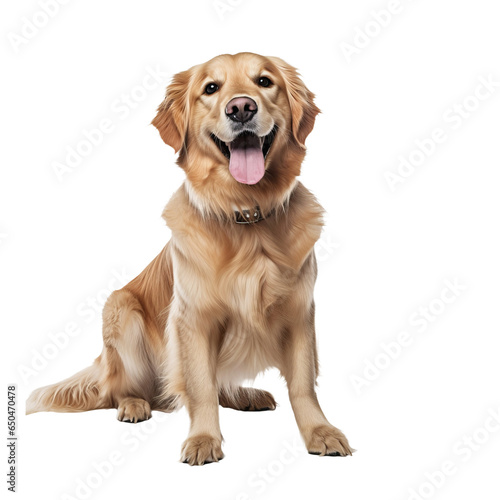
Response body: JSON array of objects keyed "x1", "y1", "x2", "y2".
[{"x1": 1, "y1": 0, "x2": 500, "y2": 499}]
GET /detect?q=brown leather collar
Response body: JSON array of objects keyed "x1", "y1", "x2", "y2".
[{"x1": 234, "y1": 206, "x2": 268, "y2": 224}]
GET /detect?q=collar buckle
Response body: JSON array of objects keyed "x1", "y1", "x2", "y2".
[{"x1": 234, "y1": 206, "x2": 265, "y2": 224}]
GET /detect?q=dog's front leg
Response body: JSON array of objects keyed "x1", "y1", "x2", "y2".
[
  {"x1": 282, "y1": 302, "x2": 354, "y2": 457},
  {"x1": 169, "y1": 308, "x2": 223, "y2": 465}
]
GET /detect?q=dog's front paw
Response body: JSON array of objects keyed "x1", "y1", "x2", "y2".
[
  {"x1": 305, "y1": 424, "x2": 353, "y2": 457},
  {"x1": 181, "y1": 434, "x2": 224, "y2": 466}
]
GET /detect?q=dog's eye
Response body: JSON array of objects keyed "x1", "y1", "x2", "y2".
[
  {"x1": 258, "y1": 77, "x2": 272, "y2": 87},
  {"x1": 205, "y1": 83, "x2": 219, "y2": 95}
]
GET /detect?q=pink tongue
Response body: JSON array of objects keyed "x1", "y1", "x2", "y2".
[{"x1": 228, "y1": 134, "x2": 265, "y2": 185}]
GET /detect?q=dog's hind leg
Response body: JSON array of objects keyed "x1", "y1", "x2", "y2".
[
  {"x1": 101, "y1": 289, "x2": 163, "y2": 423},
  {"x1": 219, "y1": 386, "x2": 277, "y2": 411}
]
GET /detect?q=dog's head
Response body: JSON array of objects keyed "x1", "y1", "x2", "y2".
[{"x1": 153, "y1": 53, "x2": 319, "y2": 212}]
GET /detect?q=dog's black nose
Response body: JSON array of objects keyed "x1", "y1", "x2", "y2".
[{"x1": 225, "y1": 97, "x2": 258, "y2": 123}]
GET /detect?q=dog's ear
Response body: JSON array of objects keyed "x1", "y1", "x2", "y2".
[
  {"x1": 269, "y1": 57, "x2": 321, "y2": 149},
  {"x1": 152, "y1": 69, "x2": 192, "y2": 153}
]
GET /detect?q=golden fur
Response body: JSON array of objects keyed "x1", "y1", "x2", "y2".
[{"x1": 27, "y1": 52, "x2": 353, "y2": 464}]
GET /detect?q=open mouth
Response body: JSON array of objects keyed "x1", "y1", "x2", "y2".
[{"x1": 210, "y1": 126, "x2": 277, "y2": 185}]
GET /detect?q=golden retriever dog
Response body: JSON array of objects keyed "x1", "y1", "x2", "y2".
[{"x1": 27, "y1": 52, "x2": 353, "y2": 465}]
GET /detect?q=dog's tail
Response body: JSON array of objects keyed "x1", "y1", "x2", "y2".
[{"x1": 26, "y1": 360, "x2": 104, "y2": 415}]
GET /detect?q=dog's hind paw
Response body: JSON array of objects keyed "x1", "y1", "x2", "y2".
[{"x1": 117, "y1": 397, "x2": 151, "y2": 423}]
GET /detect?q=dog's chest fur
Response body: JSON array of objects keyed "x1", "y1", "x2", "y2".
[
  {"x1": 214, "y1": 238, "x2": 308, "y2": 382},
  {"x1": 164, "y1": 183, "x2": 323, "y2": 380},
  {"x1": 222, "y1": 236, "x2": 292, "y2": 318}
]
